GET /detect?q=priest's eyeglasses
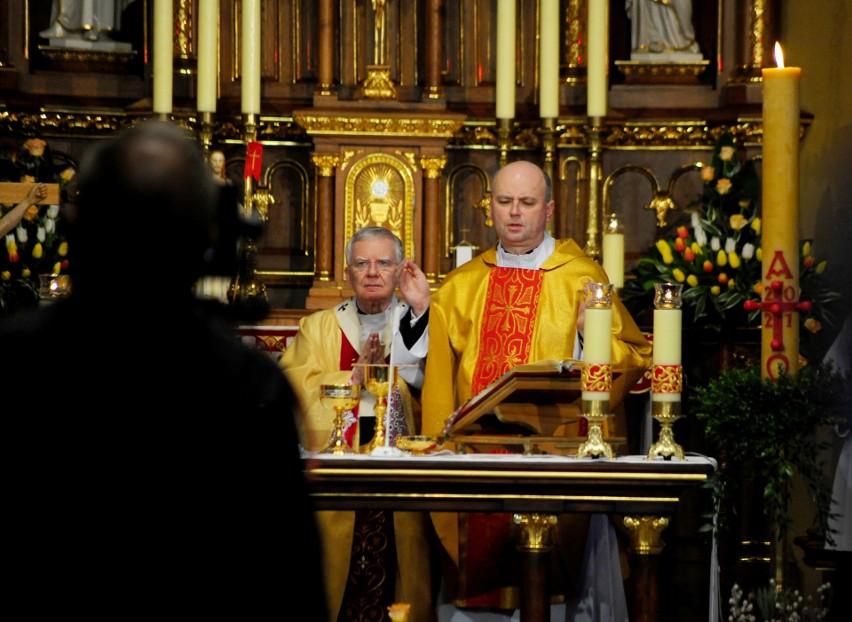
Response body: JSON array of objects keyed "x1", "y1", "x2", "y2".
[{"x1": 349, "y1": 259, "x2": 398, "y2": 273}]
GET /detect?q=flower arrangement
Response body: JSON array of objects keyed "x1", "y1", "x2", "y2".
[
  {"x1": 622, "y1": 133, "x2": 840, "y2": 354},
  {"x1": 727, "y1": 580, "x2": 832, "y2": 622},
  {"x1": 0, "y1": 137, "x2": 73, "y2": 315}
]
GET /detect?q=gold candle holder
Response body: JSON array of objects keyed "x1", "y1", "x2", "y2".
[
  {"x1": 578, "y1": 282, "x2": 615, "y2": 459},
  {"x1": 648, "y1": 283, "x2": 685, "y2": 460}
]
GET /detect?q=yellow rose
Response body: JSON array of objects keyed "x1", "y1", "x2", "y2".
[
  {"x1": 729, "y1": 214, "x2": 747, "y2": 231},
  {"x1": 804, "y1": 317, "x2": 822, "y2": 334},
  {"x1": 710, "y1": 285, "x2": 721, "y2": 296},
  {"x1": 1, "y1": 271, "x2": 10, "y2": 281},
  {"x1": 716, "y1": 179, "x2": 732, "y2": 195},
  {"x1": 32, "y1": 242, "x2": 43, "y2": 259},
  {"x1": 700, "y1": 165, "x2": 715, "y2": 182},
  {"x1": 716, "y1": 249, "x2": 727, "y2": 267},
  {"x1": 686, "y1": 274, "x2": 698, "y2": 287},
  {"x1": 673, "y1": 268, "x2": 685, "y2": 282},
  {"x1": 751, "y1": 217, "x2": 761, "y2": 235},
  {"x1": 727, "y1": 251, "x2": 740, "y2": 269},
  {"x1": 58, "y1": 241, "x2": 68, "y2": 257}
]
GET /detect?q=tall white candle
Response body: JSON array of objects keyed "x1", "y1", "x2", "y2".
[
  {"x1": 586, "y1": 0, "x2": 608, "y2": 118},
  {"x1": 652, "y1": 284, "x2": 683, "y2": 403},
  {"x1": 495, "y1": 0, "x2": 516, "y2": 120},
  {"x1": 582, "y1": 283, "x2": 612, "y2": 402},
  {"x1": 601, "y1": 213, "x2": 624, "y2": 288},
  {"x1": 197, "y1": 0, "x2": 219, "y2": 113},
  {"x1": 539, "y1": 0, "x2": 559, "y2": 119},
  {"x1": 241, "y1": 0, "x2": 261, "y2": 115},
  {"x1": 152, "y1": 0, "x2": 174, "y2": 115}
]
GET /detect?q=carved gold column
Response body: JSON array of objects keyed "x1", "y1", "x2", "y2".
[
  {"x1": 316, "y1": 0, "x2": 335, "y2": 96},
  {"x1": 733, "y1": 0, "x2": 779, "y2": 82},
  {"x1": 423, "y1": 0, "x2": 445, "y2": 99},
  {"x1": 420, "y1": 155, "x2": 446, "y2": 282},
  {"x1": 622, "y1": 515, "x2": 669, "y2": 622},
  {"x1": 513, "y1": 513, "x2": 557, "y2": 622},
  {"x1": 312, "y1": 154, "x2": 339, "y2": 281},
  {"x1": 562, "y1": 0, "x2": 584, "y2": 84}
]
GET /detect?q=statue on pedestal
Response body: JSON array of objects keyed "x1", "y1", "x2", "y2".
[
  {"x1": 626, "y1": 0, "x2": 702, "y2": 62},
  {"x1": 39, "y1": 0, "x2": 136, "y2": 52}
]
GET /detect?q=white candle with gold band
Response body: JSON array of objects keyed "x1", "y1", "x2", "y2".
[
  {"x1": 652, "y1": 283, "x2": 683, "y2": 403},
  {"x1": 586, "y1": 0, "x2": 608, "y2": 118},
  {"x1": 581, "y1": 282, "x2": 612, "y2": 402},
  {"x1": 760, "y1": 42, "x2": 801, "y2": 379},
  {"x1": 601, "y1": 213, "x2": 624, "y2": 288},
  {"x1": 495, "y1": 0, "x2": 516, "y2": 120},
  {"x1": 197, "y1": 0, "x2": 219, "y2": 113},
  {"x1": 152, "y1": 0, "x2": 173, "y2": 115},
  {"x1": 539, "y1": 0, "x2": 559, "y2": 119},
  {"x1": 241, "y1": 0, "x2": 262, "y2": 115}
]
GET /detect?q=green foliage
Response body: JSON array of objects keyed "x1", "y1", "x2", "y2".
[{"x1": 691, "y1": 361, "x2": 846, "y2": 543}]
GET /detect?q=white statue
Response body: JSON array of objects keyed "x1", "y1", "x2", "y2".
[
  {"x1": 626, "y1": 0, "x2": 702, "y2": 62},
  {"x1": 39, "y1": 1, "x2": 136, "y2": 51}
]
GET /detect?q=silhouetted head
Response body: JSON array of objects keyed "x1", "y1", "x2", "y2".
[{"x1": 69, "y1": 120, "x2": 219, "y2": 300}]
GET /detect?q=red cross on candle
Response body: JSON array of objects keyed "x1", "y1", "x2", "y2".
[{"x1": 744, "y1": 279, "x2": 811, "y2": 351}]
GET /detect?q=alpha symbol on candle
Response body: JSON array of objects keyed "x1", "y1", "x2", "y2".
[{"x1": 766, "y1": 250, "x2": 793, "y2": 279}]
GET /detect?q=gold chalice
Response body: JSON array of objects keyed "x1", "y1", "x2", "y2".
[
  {"x1": 319, "y1": 383, "x2": 361, "y2": 454},
  {"x1": 359, "y1": 364, "x2": 392, "y2": 452}
]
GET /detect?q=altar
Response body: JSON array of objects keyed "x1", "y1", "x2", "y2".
[{"x1": 306, "y1": 452, "x2": 716, "y2": 622}]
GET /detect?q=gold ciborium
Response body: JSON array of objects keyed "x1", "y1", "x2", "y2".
[
  {"x1": 319, "y1": 383, "x2": 361, "y2": 454},
  {"x1": 359, "y1": 364, "x2": 392, "y2": 453}
]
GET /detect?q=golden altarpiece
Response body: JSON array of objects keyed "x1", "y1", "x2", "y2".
[
  {"x1": 0, "y1": 2, "x2": 811, "y2": 619},
  {"x1": 1, "y1": 0, "x2": 792, "y2": 314}
]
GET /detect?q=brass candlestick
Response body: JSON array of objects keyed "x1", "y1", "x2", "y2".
[
  {"x1": 584, "y1": 117, "x2": 604, "y2": 261},
  {"x1": 648, "y1": 283, "x2": 685, "y2": 460},
  {"x1": 578, "y1": 282, "x2": 615, "y2": 459}
]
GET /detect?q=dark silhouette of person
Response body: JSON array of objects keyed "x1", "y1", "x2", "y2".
[{"x1": 0, "y1": 120, "x2": 327, "y2": 619}]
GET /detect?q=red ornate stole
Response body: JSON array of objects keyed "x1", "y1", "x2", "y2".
[{"x1": 471, "y1": 267, "x2": 544, "y2": 394}]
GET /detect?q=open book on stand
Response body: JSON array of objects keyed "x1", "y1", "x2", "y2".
[{"x1": 442, "y1": 358, "x2": 591, "y2": 438}]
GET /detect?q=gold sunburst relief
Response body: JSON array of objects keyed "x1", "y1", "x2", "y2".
[{"x1": 344, "y1": 154, "x2": 415, "y2": 273}]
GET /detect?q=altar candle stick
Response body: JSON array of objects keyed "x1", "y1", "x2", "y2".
[
  {"x1": 152, "y1": 0, "x2": 173, "y2": 115},
  {"x1": 602, "y1": 213, "x2": 624, "y2": 289},
  {"x1": 760, "y1": 42, "x2": 801, "y2": 378},
  {"x1": 495, "y1": 0, "x2": 516, "y2": 120},
  {"x1": 197, "y1": 0, "x2": 219, "y2": 113},
  {"x1": 652, "y1": 284, "x2": 683, "y2": 404},
  {"x1": 539, "y1": 0, "x2": 559, "y2": 119},
  {"x1": 586, "y1": 0, "x2": 608, "y2": 118},
  {"x1": 582, "y1": 282, "x2": 613, "y2": 402},
  {"x1": 241, "y1": 0, "x2": 261, "y2": 115}
]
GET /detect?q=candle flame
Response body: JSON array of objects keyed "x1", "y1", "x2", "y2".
[{"x1": 774, "y1": 42, "x2": 785, "y2": 69}]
